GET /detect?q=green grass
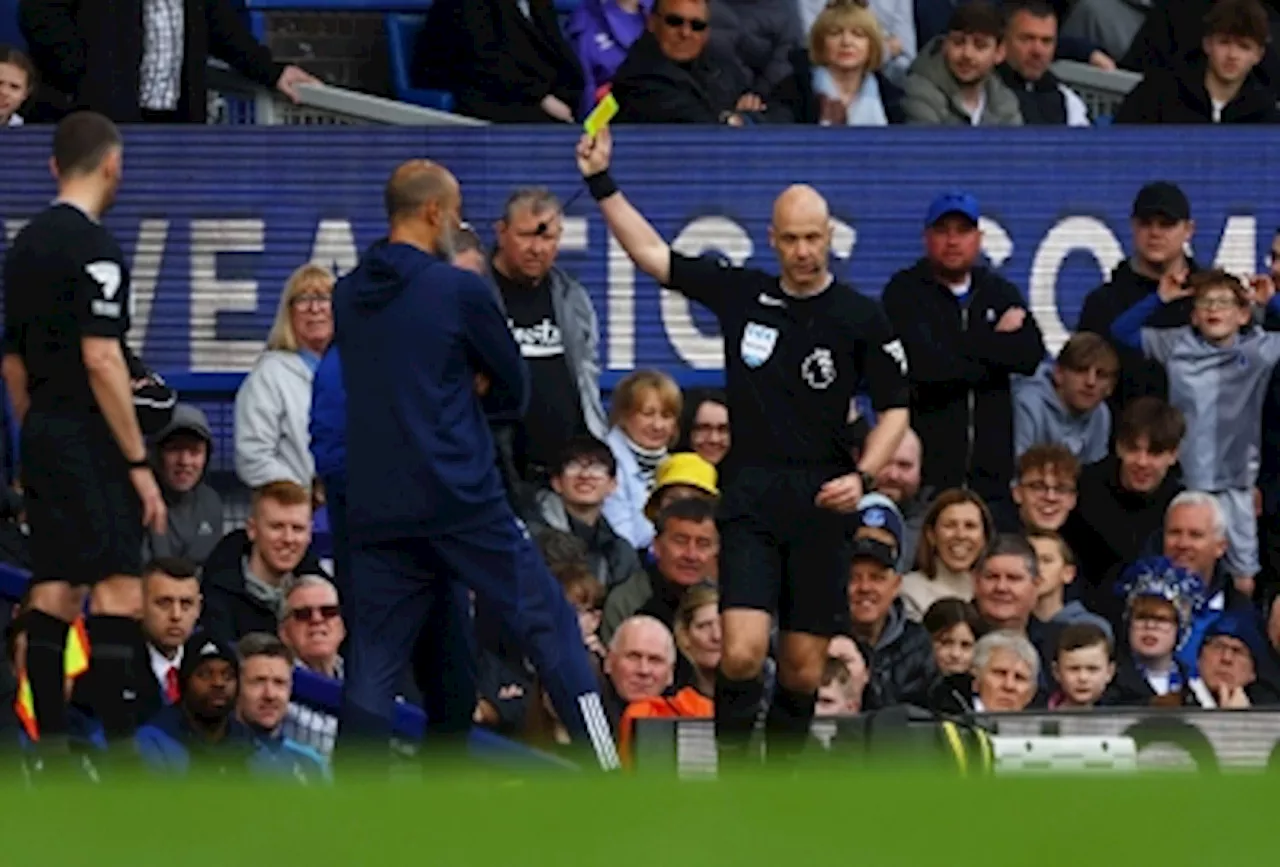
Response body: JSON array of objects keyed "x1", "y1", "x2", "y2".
[{"x1": 1, "y1": 767, "x2": 1272, "y2": 865}]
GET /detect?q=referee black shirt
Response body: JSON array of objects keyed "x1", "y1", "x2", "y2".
[
  {"x1": 3, "y1": 203, "x2": 132, "y2": 415},
  {"x1": 666, "y1": 253, "x2": 909, "y2": 470}
]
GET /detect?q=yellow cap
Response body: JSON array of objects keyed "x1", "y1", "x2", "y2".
[{"x1": 644, "y1": 453, "x2": 719, "y2": 522}]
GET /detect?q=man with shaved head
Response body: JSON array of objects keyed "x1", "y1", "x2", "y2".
[
  {"x1": 576, "y1": 129, "x2": 910, "y2": 768},
  {"x1": 332, "y1": 159, "x2": 619, "y2": 771}
]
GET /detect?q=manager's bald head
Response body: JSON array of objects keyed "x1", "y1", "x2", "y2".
[{"x1": 384, "y1": 160, "x2": 459, "y2": 223}]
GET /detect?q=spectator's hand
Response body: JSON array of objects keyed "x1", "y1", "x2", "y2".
[
  {"x1": 312, "y1": 477, "x2": 326, "y2": 509},
  {"x1": 1157, "y1": 266, "x2": 1192, "y2": 303},
  {"x1": 886, "y1": 36, "x2": 904, "y2": 58},
  {"x1": 815, "y1": 472, "x2": 864, "y2": 513},
  {"x1": 540, "y1": 94, "x2": 574, "y2": 123},
  {"x1": 1254, "y1": 486, "x2": 1263, "y2": 517},
  {"x1": 276, "y1": 65, "x2": 319, "y2": 103},
  {"x1": 1218, "y1": 684, "x2": 1251, "y2": 709},
  {"x1": 130, "y1": 466, "x2": 167, "y2": 535},
  {"x1": 994, "y1": 307, "x2": 1027, "y2": 333},
  {"x1": 585, "y1": 633, "x2": 606, "y2": 660},
  {"x1": 575, "y1": 128, "x2": 613, "y2": 176},
  {"x1": 818, "y1": 96, "x2": 847, "y2": 126},
  {"x1": 725, "y1": 113, "x2": 746, "y2": 127},
  {"x1": 1250, "y1": 274, "x2": 1276, "y2": 306},
  {"x1": 1233, "y1": 574, "x2": 1256, "y2": 597},
  {"x1": 735, "y1": 93, "x2": 765, "y2": 112},
  {"x1": 1088, "y1": 50, "x2": 1116, "y2": 70},
  {"x1": 474, "y1": 372, "x2": 491, "y2": 396}
]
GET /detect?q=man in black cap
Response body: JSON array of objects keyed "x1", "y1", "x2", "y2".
[
  {"x1": 845, "y1": 495, "x2": 934, "y2": 709},
  {"x1": 1077, "y1": 182, "x2": 1197, "y2": 416},
  {"x1": 134, "y1": 636, "x2": 252, "y2": 775}
]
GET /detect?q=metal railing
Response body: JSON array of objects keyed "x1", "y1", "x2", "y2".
[
  {"x1": 206, "y1": 61, "x2": 488, "y2": 127},
  {"x1": 1051, "y1": 60, "x2": 1142, "y2": 120}
]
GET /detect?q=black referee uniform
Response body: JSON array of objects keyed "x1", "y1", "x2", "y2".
[
  {"x1": 664, "y1": 252, "x2": 910, "y2": 755},
  {"x1": 3, "y1": 202, "x2": 146, "y2": 586}
]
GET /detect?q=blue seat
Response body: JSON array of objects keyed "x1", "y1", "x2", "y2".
[
  {"x1": 386, "y1": 12, "x2": 454, "y2": 112},
  {"x1": 1, "y1": 0, "x2": 26, "y2": 51}
]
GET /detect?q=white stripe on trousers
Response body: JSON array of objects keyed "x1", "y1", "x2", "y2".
[{"x1": 578, "y1": 692, "x2": 620, "y2": 770}]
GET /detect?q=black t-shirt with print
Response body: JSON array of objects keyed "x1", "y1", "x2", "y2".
[
  {"x1": 665, "y1": 253, "x2": 909, "y2": 470},
  {"x1": 497, "y1": 272, "x2": 586, "y2": 472},
  {"x1": 3, "y1": 203, "x2": 132, "y2": 415}
]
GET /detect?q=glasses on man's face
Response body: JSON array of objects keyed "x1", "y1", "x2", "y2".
[
  {"x1": 291, "y1": 293, "x2": 332, "y2": 310},
  {"x1": 1204, "y1": 637, "x2": 1249, "y2": 659},
  {"x1": 564, "y1": 460, "x2": 610, "y2": 478},
  {"x1": 1194, "y1": 296, "x2": 1240, "y2": 311},
  {"x1": 662, "y1": 13, "x2": 709, "y2": 31},
  {"x1": 289, "y1": 604, "x2": 341, "y2": 623},
  {"x1": 1133, "y1": 616, "x2": 1176, "y2": 631},
  {"x1": 1021, "y1": 480, "x2": 1076, "y2": 497}
]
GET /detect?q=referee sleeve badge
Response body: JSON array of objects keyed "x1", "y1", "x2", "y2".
[
  {"x1": 741, "y1": 322, "x2": 779, "y2": 369},
  {"x1": 881, "y1": 339, "x2": 908, "y2": 375}
]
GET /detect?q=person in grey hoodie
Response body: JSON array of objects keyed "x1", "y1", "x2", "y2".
[
  {"x1": 1062, "y1": 0, "x2": 1151, "y2": 69},
  {"x1": 143, "y1": 404, "x2": 224, "y2": 567},
  {"x1": 901, "y1": 2, "x2": 1023, "y2": 126},
  {"x1": 1013, "y1": 331, "x2": 1118, "y2": 464},
  {"x1": 235, "y1": 263, "x2": 334, "y2": 491}
]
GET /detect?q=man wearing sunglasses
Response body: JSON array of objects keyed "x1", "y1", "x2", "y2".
[
  {"x1": 613, "y1": 0, "x2": 778, "y2": 124},
  {"x1": 276, "y1": 575, "x2": 345, "y2": 757}
]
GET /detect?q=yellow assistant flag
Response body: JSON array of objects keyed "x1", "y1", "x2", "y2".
[{"x1": 15, "y1": 617, "x2": 90, "y2": 742}]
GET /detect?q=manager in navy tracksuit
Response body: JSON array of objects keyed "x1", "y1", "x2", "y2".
[{"x1": 332, "y1": 161, "x2": 618, "y2": 769}]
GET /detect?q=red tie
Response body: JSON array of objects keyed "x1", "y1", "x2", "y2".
[{"x1": 165, "y1": 666, "x2": 181, "y2": 703}]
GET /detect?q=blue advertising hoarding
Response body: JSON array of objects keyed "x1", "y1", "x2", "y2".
[{"x1": 1, "y1": 126, "x2": 1277, "y2": 385}]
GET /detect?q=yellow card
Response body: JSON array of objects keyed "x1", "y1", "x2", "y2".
[{"x1": 583, "y1": 93, "x2": 619, "y2": 136}]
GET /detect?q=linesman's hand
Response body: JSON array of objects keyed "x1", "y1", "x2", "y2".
[
  {"x1": 130, "y1": 466, "x2": 167, "y2": 535},
  {"x1": 576, "y1": 128, "x2": 613, "y2": 177},
  {"x1": 815, "y1": 472, "x2": 864, "y2": 513}
]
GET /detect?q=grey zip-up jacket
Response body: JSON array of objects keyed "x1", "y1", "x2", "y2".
[
  {"x1": 901, "y1": 36, "x2": 1023, "y2": 126},
  {"x1": 235, "y1": 349, "x2": 317, "y2": 489},
  {"x1": 546, "y1": 265, "x2": 607, "y2": 440},
  {"x1": 1012, "y1": 362, "x2": 1111, "y2": 464}
]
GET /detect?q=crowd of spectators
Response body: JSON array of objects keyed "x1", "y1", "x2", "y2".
[{"x1": 4, "y1": 0, "x2": 1280, "y2": 127}]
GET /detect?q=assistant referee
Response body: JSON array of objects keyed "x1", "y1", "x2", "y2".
[
  {"x1": 576, "y1": 129, "x2": 910, "y2": 765},
  {"x1": 1, "y1": 112, "x2": 167, "y2": 757}
]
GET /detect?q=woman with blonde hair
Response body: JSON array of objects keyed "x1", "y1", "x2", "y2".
[
  {"x1": 234, "y1": 263, "x2": 334, "y2": 490},
  {"x1": 899, "y1": 488, "x2": 994, "y2": 621},
  {"x1": 674, "y1": 583, "x2": 722, "y2": 697},
  {"x1": 602, "y1": 369, "x2": 682, "y2": 549},
  {"x1": 777, "y1": 0, "x2": 906, "y2": 125}
]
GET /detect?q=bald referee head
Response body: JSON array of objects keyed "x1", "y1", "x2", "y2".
[
  {"x1": 49, "y1": 111, "x2": 124, "y2": 217},
  {"x1": 384, "y1": 159, "x2": 465, "y2": 258},
  {"x1": 768, "y1": 184, "x2": 834, "y2": 296}
]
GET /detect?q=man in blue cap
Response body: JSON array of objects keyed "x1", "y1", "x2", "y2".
[
  {"x1": 847, "y1": 494, "x2": 935, "y2": 709},
  {"x1": 1189, "y1": 612, "x2": 1279, "y2": 707},
  {"x1": 881, "y1": 191, "x2": 1046, "y2": 506}
]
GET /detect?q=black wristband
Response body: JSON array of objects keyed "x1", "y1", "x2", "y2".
[
  {"x1": 128, "y1": 457, "x2": 149, "y2": 470},
  {"x1": 585, "y1": 170, "x2": 618, "y2": 202},
  {"x1": 858, "y1": 470, "x2": 877, "y2": 493}
]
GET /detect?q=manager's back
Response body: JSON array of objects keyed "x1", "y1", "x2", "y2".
[{"x1": 334, "y1": 239, "x2": 528, "y2": 543}]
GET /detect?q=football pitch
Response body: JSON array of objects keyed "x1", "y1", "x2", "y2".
[{"x1": 2, "y1": 767, "x2": 1271, "y2": 866}]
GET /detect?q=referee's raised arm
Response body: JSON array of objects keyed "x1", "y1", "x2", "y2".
[{"x1": 575, "y1": 129, "x2": 672, "y2": 286}]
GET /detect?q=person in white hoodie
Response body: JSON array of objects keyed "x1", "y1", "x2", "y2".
[
  {"x1": 235, "y1": 263, "x2": 334, "y2": 491},
  {"x1": 1013, "y1": 331, "x2": 1118, "y2": 464}
]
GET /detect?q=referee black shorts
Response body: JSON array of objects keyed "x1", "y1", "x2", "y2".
[
  {"x1": 717, "y1": 466, "x2": 852, "y2": 637},
  {"x1": 21, "y1": 410, "x2": 143, "y2": 586}
]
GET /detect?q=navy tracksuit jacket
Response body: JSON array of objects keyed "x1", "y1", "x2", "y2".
[{"x1": 330, "y1": 239, "x2": 617, "y2": 768}]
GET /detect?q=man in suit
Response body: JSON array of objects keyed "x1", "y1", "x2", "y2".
[
  {"x1": 19, "y1": 0, "x2": 316, "y2": 123},
  {"x1": 136, "y1": 558, "x2": 203, "y2": 725},
  {"x1": 414, "y1": 0, "x2": 584, "y2": 122}
]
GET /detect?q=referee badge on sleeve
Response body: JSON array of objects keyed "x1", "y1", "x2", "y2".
[{"x1": 741, "y1": 322, "x2": 779, "y2": 369}]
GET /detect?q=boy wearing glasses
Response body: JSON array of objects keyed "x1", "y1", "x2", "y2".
[
  {"x1": 532, "y1": 435, "x2": 643, "y2": 589},
  {"x1": 997, "y1": 444, "x2": 1080, "y2": 534},
  {"x1": 1013, "y1": 331, "x2": 1118, "y2": 463},
  {"x1": 1112, "y1": 268, "x2": 1280, "y2": 597}
]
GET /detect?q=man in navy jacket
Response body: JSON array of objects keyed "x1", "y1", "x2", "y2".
[{"x1": 332, "y1": 160, "x2": 618, "y2": 769}]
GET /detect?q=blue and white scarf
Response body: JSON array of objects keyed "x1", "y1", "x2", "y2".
[{"x1": 812, "y1": 66, "x2": 888, "y2": 127}]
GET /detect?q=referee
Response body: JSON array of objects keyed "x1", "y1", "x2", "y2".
[
  {"x1": 1, "y1": 112, "x2": 167, "y2": 758},
  {"x1": 576, "y1": 130, "x2": 910, "y2": 765}
]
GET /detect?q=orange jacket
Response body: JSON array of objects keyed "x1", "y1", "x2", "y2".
[{"x1": 618, "y1": 687, "x2": 713, "y2": 769}]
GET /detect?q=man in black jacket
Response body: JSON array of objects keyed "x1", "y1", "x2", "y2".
[
  {"x1": 19, "y1": 0, "x2": 315, "y2": 124},
  {"x1": 414, "y1": 0, "x2": 584, "y2": 123},
  {"x1": 1116, "y1": 0, "x2": 1279, "y2": 123},
  {"x1": 1063, "y1": 397, "x2": 1185, "y2": 612},
  {"x1": 613, "y1": 0, "x2": 774, "y2": 124},
  {"x1": 1076, "y1": 182, "x2": 1197, "y2": 416},
  {"x1": 847, "y1": 496, "x2": 935, "y2": 709},
  {"x1": 998, "y1": 0, "x2": 1091, "y2": 125},
  {"x1": 881, "y1": 191, "x2": 1046, "y2": 505}
]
